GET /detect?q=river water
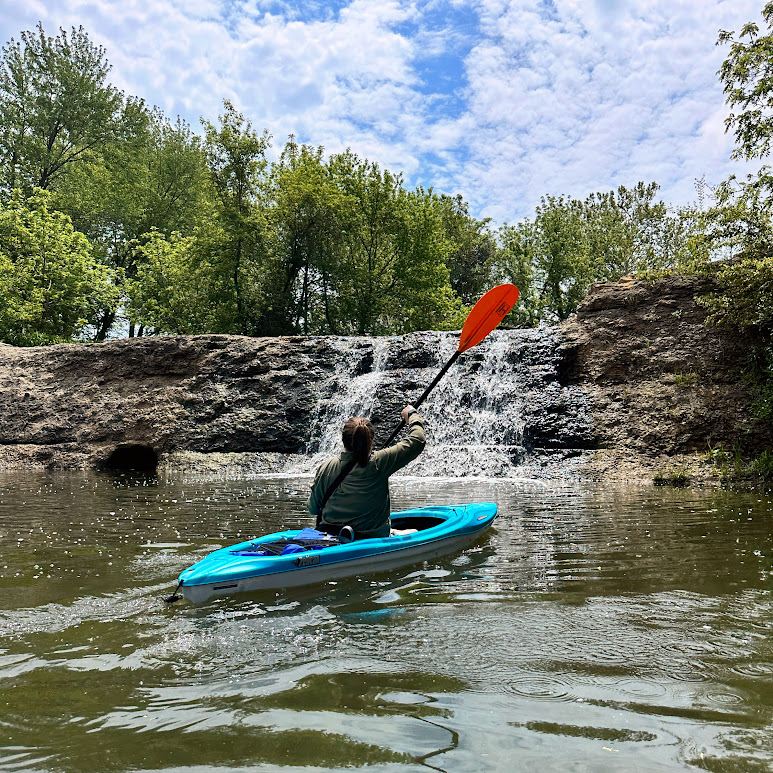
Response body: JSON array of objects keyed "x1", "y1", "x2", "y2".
[{"x1": 0, "y1": 471, "x2": 771, "y2": 772}]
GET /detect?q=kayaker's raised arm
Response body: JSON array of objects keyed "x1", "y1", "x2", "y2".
[{"x1": 372, "y1": 406, "x2": 426, "y2": 478}]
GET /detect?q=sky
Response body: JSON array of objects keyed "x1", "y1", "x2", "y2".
[{"x1": 0, "y1": 0, "x2": 764, "y2": 224}]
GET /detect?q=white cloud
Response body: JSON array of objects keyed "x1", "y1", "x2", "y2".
[
  {"x1": 0, "y1": 0, "x2": 767, "y2": 223},
  {"x1": 448, "y1": 0, "x2": 765, "y2": 220}
]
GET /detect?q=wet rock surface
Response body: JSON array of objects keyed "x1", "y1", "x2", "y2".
[{"x1": 0, "y1": 273, "x2": 768, "y2": 480}]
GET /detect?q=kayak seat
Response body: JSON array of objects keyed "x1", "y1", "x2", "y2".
[
  {"x1": 390, "y1": 516, "x2": 445, "y2": 531},
  {"x1": 390, "y1": 528, "x2": 418, "y2": 536}
]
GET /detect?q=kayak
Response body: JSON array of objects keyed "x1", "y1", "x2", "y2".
[{"x1": 176, "y1": 502, "x2": 498, "y2": 603}]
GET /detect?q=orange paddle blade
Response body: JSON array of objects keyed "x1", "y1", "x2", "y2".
[{"x1": 458, "y1": 284, "x2": 520, "y2": 352}]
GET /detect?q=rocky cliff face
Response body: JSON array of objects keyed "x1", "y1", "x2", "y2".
[
  {"x1": 0, "y1": 335, "x2": 343, "y2": 469},
  {"x1": 562, "y1": 274, "x2": 769, "y2": 478},
  {"x1": 0, "y1": 274, "x2": 768, "y2": 480}
]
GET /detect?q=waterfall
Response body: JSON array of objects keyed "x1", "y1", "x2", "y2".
[
  {"x1": 304, "y1": 337, "x2": 392, "y2": 463},
  {"x1": 284, "y1": 327, "x2": 589, "y2": 479},
  {"x1": 168, "y1": 328, "x2": 592, "y2": 480},
  {"x1": 406, "y1": 332, "x2": 528, "y2": 478}
]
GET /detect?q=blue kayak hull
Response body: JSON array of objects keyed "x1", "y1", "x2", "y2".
[{"x1": 177, "y1": 503, "x2": 497, "y2": 603}]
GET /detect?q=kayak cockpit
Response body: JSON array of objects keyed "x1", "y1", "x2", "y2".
[
  {"x1": 390, "y1": 514, "x2": 445, "y2": 531},
  {"x1": 230, "y1": 513, "x2": 448, "y2": 558}
]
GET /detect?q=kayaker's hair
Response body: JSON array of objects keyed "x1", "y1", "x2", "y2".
[{"x1": 342, "y1": 417, "x2": 374, "y2": 467}]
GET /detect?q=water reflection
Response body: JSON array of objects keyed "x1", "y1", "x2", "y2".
[{"x1": 0, "y1": 472, "x2": 771, "y2": 772}]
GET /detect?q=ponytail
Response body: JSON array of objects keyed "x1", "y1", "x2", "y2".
[{"x1": 342, "y1": 417, "x2": 374, "y2": 467}]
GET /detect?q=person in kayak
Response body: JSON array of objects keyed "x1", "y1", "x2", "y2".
[{"x1": 308, "y1": 405, "x2": 426, "y2": 540}]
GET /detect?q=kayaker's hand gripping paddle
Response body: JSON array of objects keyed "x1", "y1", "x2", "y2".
[{"x1": 383, "y1": 282, "x2": 520, "y2": 447}]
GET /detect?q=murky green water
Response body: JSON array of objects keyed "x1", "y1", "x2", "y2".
[{"x1": 0, "y1": 472, "x2": 771, "y2": 772}]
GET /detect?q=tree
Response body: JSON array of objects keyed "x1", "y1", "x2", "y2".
[
  {"x1": 496, "y1": 221, "x2": 538, "y2": 326},
  {"x1": 694, "y1": 182, "x2": 773, "y2": 421},
  {"x1": 0, "y1": 23, "x2": 131, "y2": 197},
  {"x1": 324, "y1": 150, "x2": 404, "y2": 334},
  {"x1": 390, "y1": 188, "x2": 466, "y2": 333},
  {"x1": 324, "y1": 152, "x2": 462, "y2": 335},
  {"x1": 512, "y1": 194, "x2": 591, "y2": 322},
  {"x1": 583, "y1": 182, "x2": 683, "y2": 278},
  {"x1": 691, "y1": 5, "x2": 773, "y2": 330},
  {"x1": 0, "y1": 190, "x2": 117, "y2": 345},
  {"x1": 690, "y1": 5, "x2": 773, "y2": 422},
  {"x1": 719, "y1": 3, "x2": 773, "y2": 163},
  {"x1": 202, "y1": 100, "x2": 271, "y2": 334},
  {"x1": 54, "y1": 108, "x2": 212, "y2": 337},
  {"x1": 59, "y1": 110, "x2": 210, "y2": 241},
  {"x1": 439, "y1": 194, "x2": 497, "y2": 305},
  {"x1": 125, "y1": 229, "x2": 222, "y2": 335},
  {"x1": 494, "y1": 184, "x2": 690, "y2": 324},
  {"x1": 267, "y1": 139, "x2": 351, "y2": 334},
  {"x1": 712, "y1": 3, "x2": 773, "y2": 226}
]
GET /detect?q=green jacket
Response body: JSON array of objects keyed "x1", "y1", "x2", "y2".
[{"x1": 308, "y1": 413, "x2": 427, "y2": 538}]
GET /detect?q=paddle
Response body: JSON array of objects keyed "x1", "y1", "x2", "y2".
[{"x1": 382, "y1": 283, "x2": 520, "y2": 447}]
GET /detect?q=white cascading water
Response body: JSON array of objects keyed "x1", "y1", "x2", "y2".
[
  {"x1": 407, "y1": 332, "x2": 527, "y2": 478},
  {"x1": 294, "y1": 331, "x2": 528, "y2": 478},
  {"x1": 303, "y1": 337, "x2": 392, "y2": 467}
]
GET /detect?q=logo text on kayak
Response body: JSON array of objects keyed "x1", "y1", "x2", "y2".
[{"x1": 293, "y1": 554, "x2": 320, "y2": 567}]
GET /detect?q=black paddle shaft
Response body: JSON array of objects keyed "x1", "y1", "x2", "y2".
[{"x1": 382, "y1": 349, "x2": 461, "y2": 448}]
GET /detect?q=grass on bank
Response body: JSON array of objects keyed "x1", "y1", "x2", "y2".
[
  {"x1": 704, "y1": 446, "x2": 773, "y2": 483},
  {"x1": 653, "y1": 464, "x2": 691, "y2": 487},
  {"x1": 652, "y1": 448, "x2": 773, "y2": 486}
]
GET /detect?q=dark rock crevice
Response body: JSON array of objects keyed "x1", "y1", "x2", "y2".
[{"x1": 103, "y1": 444, "x2": 159, "y2": 471}]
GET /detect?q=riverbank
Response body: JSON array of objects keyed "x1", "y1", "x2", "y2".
[{"x1": 0, "y1": 273, "x2": 769, "y2": 483}]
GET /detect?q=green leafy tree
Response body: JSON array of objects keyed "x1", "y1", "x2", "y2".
[
  {"x1": 325, "y1": 150, "x2": 404, "y2": 334},
  {"x1": 496, "y1": 221, "x2": 538, "y2": 326},
  {"x1": 390, "y1": 188, "x2": 465, "y2": 333},
  {"x1": 0, "y1": 23, "x2": 132, "y2": 197},
  {"x1": 325, "y1": 152, "x2": 461, "y2": 335},
  {"x1": 0, "y1": 190, "x2": 117, "y2": 344},
  {"x1": 696, "y1": 199, "x2": 773, "y2": 421},
  {"x1": 693, "y1": 5, "x2": 773, "y2": 335},
  {"x1": 496, "y1": 184, "x2": 689, "y2": 324},
  {"x1": 703, "y1": 2, "x2": 773, "y2": 275},
  {"x1": 264, "y1": 139, "x2": 350, "y2": 334},
  {"x1": 202, "y1": 100, "x2": 271, "y2": 334},
  {"x1": 719, "y1": 3, "x2": 773, "y2": 164},
  {"x1": 439, "y1": 194, "x2": 497, "y2": 305},
  {"x1": 584, "y1": 182, "x2": 687, "y2": 278},
  {"x1": 519, "y1": 194, "x2": 591, "y2": 322},
  {"x1": 55, "y1": 108, "x2": 212, "y2": 337},
  {"x1": 58, "y1": 110, "x2": 210, "y2": 244},
  {"x1": 125, "y1": 229, "x2": 223, "y2": 335},
  {"x1": 699, "y1": 252, "x2": 773, "y2": 330},
  {"x1": 688, "y1": 10, "x2": 773, "y2": 423}
]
